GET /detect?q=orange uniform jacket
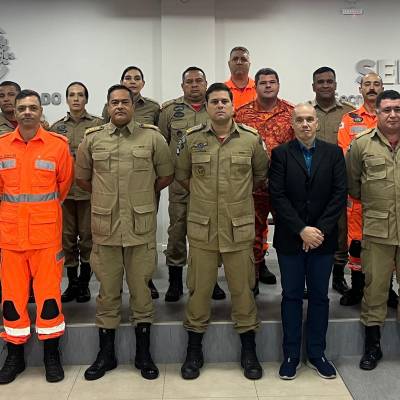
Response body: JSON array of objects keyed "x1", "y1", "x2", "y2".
[
  {"x1": 0, "y1": 126, "x2": 74, "y2": 250},
  {"x1": 225, "y1": 77, "x2": 256, "y2": 110},
  {"x1": 337, "y1": 105, "x2": 377, "y2": 266}
]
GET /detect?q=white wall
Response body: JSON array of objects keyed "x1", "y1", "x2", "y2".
[{"x1": 1, "y1": 0, "x2": 400, "y2": 246}]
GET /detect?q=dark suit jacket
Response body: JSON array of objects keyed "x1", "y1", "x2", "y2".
[{"x1": 269, "y1": 138, "x2": 347, "y2": 255}]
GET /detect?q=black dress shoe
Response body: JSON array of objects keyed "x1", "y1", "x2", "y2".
[
  {"x1": 258, "y1": 262, "x2": 277, "y2": 285},
  {"x1": 332, "y1": 277, "x2": 349, "y2": 295},
  {"x1": 212, "y1": 282, "x2": 226, "y2": 300},
  {"x1": 148, "y1": 280, "x2": 159, "y2": 299}
]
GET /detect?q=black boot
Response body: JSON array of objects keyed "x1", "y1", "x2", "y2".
[
  {"x1": 134, "y1": 323, "x2": 159, "y2": 380},
  {"x1": 0, "y1": 342, "x2": 25, "y2": 384},
  {"x1": 212, "y1": 282, "x2": 226, "y2": 300},
  {"x1": 165, "y1": 266, "x2": 183, "y2": 302},
  {"x1": 387, "y1": 274, "x2": 398, "y2": 309},
  {"x1": 61, "y1": 267, "x2": 79, "y2": 303},
  {"x1": 252, "y1": 279, "x2": 259, "y2": 297},
  {"x1": 43, "y1": 337, "x2": 64, "y2": 382},
  {"x1": 77, "y1": 263, "x2": 91, "y2": 303},
  {"x1": 332, "y1": 264, "x2": 349, "y2": 295},
  {"x1": 360, "y1": 325, "x2": 383, "y2": 370},
  {"x1": 148, "y1": 280, "x2": 159, "y2": 300},
  {"x1": 85, "y1": 328, "x2": 117, "y2": 380},
  {"x1": 340, "y1": 270, "x2": 365, "y2": 306},
  {"x1": 181, "y1": 331, "x2": 204, "y2": 380},
  {"x1": 258, "y1": 261, "x2": 277, "y2": 285},
  {"x1": 240, "y1": 330, "x2": 263, "y2": 380}
]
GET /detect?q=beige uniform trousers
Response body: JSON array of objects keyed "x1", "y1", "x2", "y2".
[
  {"x1": 62, "y1": 199, "x2": 92, "y2": 268},
  {"x1": 361, "y1": 240, "x2": 400, "y2": 326},
  {"x1": 90, "y1": 242, "x2": 157, "y2": 328},
  {"x1": 184, "y1": 246, "x2": 259, "y2": 334}
]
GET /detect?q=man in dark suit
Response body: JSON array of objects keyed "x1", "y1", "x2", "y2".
[{"x1": 269, "y1": 103, "x2": 347, "y2": 380}]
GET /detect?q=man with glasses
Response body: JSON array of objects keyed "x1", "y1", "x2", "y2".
[{"x1": 347, "y1": 90, "x2": 400, "y2": 371}]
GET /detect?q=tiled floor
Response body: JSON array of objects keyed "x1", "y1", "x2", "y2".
[{"x1": 0, "y1": 362, "x2": 353, "y2": 400}]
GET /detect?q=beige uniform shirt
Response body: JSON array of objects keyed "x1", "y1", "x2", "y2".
[
  {"x1": 175, "y1": 121, "x2": 268, "y2": 252},
  {"x1": 0, "y1": 113, "x2": 15, "y2": 135},
  {"x1": 346, "y1": 127, "x2": 400, "y2": 245},
  {"x1": 75, "y1": 119, "x2": 173, "y2": 247},
  {"x1": 50, "y1": 111, "x2": 103, "y2": 200},
  {"x1": 102, "y1": 95, "x2": 160, "y2": 125},
  {"x1": 310, "y1": 99, "x2": 355, "y2": 144}
]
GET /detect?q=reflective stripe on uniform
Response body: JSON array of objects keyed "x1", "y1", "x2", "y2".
[
  {"x1": 36, "y1": 321, "x2": 65, "y2": 335},
  {"x1": 35, "y1": 159, "x2": 56, "y2": 171},
  {"x1": 4, "y1": 325, "x2": 31, "y2": 337},
  {"x1": 56, "y1": 250, "x2": 65, "y2": 262},
  {"x1": 0, "y1": 159, "x2": 16, "y2": 169},
  {"x1": 1, "y1": 192, "x2": 59, "y2": 203}
]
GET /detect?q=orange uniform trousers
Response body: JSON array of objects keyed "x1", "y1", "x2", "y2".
[{"x1": 0, "y1": 246, "x2": 65, "y2": 344}]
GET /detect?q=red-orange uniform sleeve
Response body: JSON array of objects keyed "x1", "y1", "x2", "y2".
[
  {"x1": 57, "y1": 141, "x2": 74, "y2": 202},
  {"x1": 337, "y1": 114, "x2": 352, "y2": 155}
]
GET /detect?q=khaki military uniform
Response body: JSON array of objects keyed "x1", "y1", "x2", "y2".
[
  {"x1": 75, "y1": 120, "x2": 173, "y2": 328},
  {"x1": 347, "y1": 127, "x2": 400, "y2": 325},
  {"x1": 102, "y1": 94, "x2": 160, "y2": 125},
  {"x1": 310, "y1": 99, "x2": 356, "y2": 268},
  {"x1": 175, "y1": 121, "x2": 268, "y2": 333},
  {"x1": 50, "y1": 112, "x2": 103, "y2": 269},
  {"x1": 0, "y1": 113, "x2": 15, "y2": 135},
  {"x1": 158, "y1": 96, "x2": 209, "y2": 268}
]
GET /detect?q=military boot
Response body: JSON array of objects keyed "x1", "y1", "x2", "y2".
[
  {"x1": 134, "y1": 323, "x2": 159, "y2": 380},
  {"x1": 43, "y1": 337, "x2": 64, "y2": 382},
  {"x1": 84, "y1": 328, "x2": 118, "y2": 380},
  {"x1": 148, "y1": 280, "x2": 159, "y2": 299},
  {"x1": 240, "y1": 330, "x2": 263, "y2": 380},
  {"x1": 212, "y1": 282, "x2": 226, "y2": 300},
  {"x1": 387, "y1": 274, "x2": 398, "y2": 309},
  {"x1": 340, "y1": 270, "x2": 365, "y2": 306},
  {"x1": 0, "y1": 342, "x2": 25, "y2": 384},
  {"x1": 77, "y1": 262, "x2": 91, "y2": 303},
  {"x1": 252, "y1": 279, "x2": 260, "y2": 297},
  {"x1": 359, "y1": 326, "x2": 383, "y2": 370},
  {"x1": 181, "y1": 331, "x2": 204, "y2": 380},
  {"x1": 165, "y1": 266, "x2": 183, "y2": 302},
  {"x1": 61, "y1": 266, "x2": 79, "y2": 303},
  {"x1": 258, "y1": 260, "x2": 277, "y2": 285},
  {"x1": 332, "y1": 264, "x2": 349, "y2": 295}
]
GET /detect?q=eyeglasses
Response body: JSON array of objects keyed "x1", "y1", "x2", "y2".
[{"x1": 378, "y1": 107, "x2": 400, "y2": 115}]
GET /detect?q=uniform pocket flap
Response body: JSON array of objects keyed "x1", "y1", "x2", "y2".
[
  {"x1": 232, "y1": 215, "x2": 254, "y2": 227},
  {"x1": 187, "y1": 213, "x2": 210, "y2": 225},
  {"x1": 364, "y1": 209, "x2": 388, "y2": 219},
  {"x1": 133, "y1": 203, "x2": 155, "y2": 214},
  {"x1": 132, "y1": 149, "x2": 152, "y2": 158},
  {"x1": 364, "y1": 157, "x2": 385, "y2": 167},
  {"x1": 192, "y1": 153, "x2": 211, "y2": 163},
  {"x1": 30, "y1": 212, "x2": 57, "y2": 224},
  {"x1": 231, "y1": 155, "x2": 251, "y2": 165},
  {"x1": 92, "y1": 152, "x2": 110, "y2": 160},
  {"x1": 92, "y1": 205, "x2": 112, "y2": 215}
]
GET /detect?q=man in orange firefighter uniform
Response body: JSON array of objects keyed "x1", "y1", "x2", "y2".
[
  {"x1": 338, "y1": 73, "x2": 398, "y2": 307},
  {"x1": 0, "y1": 90, "x2": 74, "y2": 384}
]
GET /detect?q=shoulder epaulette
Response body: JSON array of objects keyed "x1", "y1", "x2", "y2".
[
  {"x1": 238, "y1": 123, "x2": 258, "y2": 136},
  {"x1": 143, "y1": 97, "x2": 160, "y2": 107},
  {"x1": 48, "y1": 131, "x2": 69, "y2": 142},
  {"x1": 85, "y1": 125, "x2": 104, "y2": 136},
  {"x1": 161, "y1": 97, "x2": 182, "y2": 110},
  {"x1": 51, "y1": 116, "x2": 67, "y2": 126},
  {"x1": 340, "y1": 100, "x2": 356, "y2": 110},
  {"x1": 281, "y1": 99, "x2": 295, "y2": 108},
  {"x1": 139, "y1": 123, "x2": 161, "y2": 132},
  {"x1": 186, "y1": 124, "x2": 205, "y2": 135},
  {"x1": 355, "y1": 127, "x2": 374, "y2": 139},
  {"x1": 236, "y1": 102, "x2": 253, "y2": 112}
]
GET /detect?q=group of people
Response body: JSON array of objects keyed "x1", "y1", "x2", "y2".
[{"x1": 0, "y1": 45, "x2": 399, "y2": 385}]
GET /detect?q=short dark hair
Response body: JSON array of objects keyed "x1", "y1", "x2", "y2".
[
  {"x1": 0, "y1": 81, "x2": 21, "y2": 92},
  {"x1": 182, "y1": 66, "x2": 207, "y2": 83},
  {"x1": 255, "y1": 68, "x2": 279, "y2": 85},
  {"x1": 66, "y1": 81, "x2": 89, "y2": 100},
  {"x1": 15, "y1": 89, "x2": 41, "y2": 105},
  {"x1": 107, "y1": 84, "x2": 134, "y2": 103},
  {"x1": 205, "y1": 83, "x2": 233, "y2": 102},
  {"x1": 229, "y1": 46, "x2": 250, "y2": 58},
  {"x1": 313, "y1": 66, "x2": 336, "y2": 81},
  {"x1": 120, "y1": 66, "x2": 144, "y2": 82},
  {"x1": 376, "y1": 90, "x2": 400, "y2": 109}
]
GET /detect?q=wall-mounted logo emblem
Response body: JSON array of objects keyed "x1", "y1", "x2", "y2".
[{"x1": 0, "y1": 28, "x2": 16, "y2": 80}]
